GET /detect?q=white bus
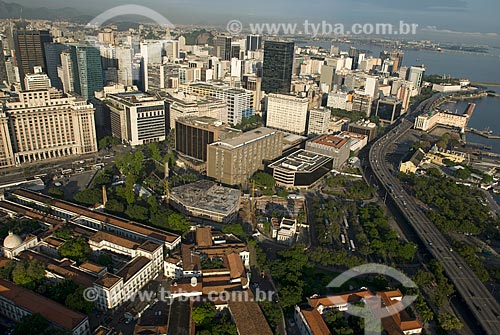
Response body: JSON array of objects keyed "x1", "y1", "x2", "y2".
[
  {"x1": 349, "y1": 240, "x2": 356, "y2": 252},
  {"x1": 341, "y1": 234, "x2": 346, "y2": 244}
]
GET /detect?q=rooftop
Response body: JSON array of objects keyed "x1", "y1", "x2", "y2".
[
  {"x1": 108, "y1": 92, "x2": 162, "y2": 106},
  {"x1": 228, "y1": 301, "x2": 273, "y2": 335},
  {"x1": 90, "y1": 230, "x2": 140, "y2": 250},
  {"x1": 170, "y1": 180, "x2": 241, "y2": 215},
  {"x1": 309, "y1": 135, "x2": 349, "y2": 149},
  {"x1": 300, "y1": 307, "x2": 332, "y2": 335},
  {"x1": 0, "y1": 279, "x2": 87, "y2": 331},
  {"x1": 116, "y1": 256, "x2": 151, "y2": 283},
  {"x1": 94, "y1": 273, "x2": 122, "y2": 289},
  {"x1": 210, "y1": 127, "x2": 278, "y2": 150},
  {"x1": 269, "y1": 149, "x2": 333, "y2": 173},
  {"x1": 12, "y1": 189, "x2": 180, "y2": 244}
]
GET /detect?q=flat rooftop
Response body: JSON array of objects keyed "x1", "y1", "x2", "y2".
[
  {"x1": 211, "y1": 127, "x2": 278, "y2": 150},
  {"x1": 162, "y1": 91, "x2": 226, "y2": 106},
  {"x1": 108, "y1": 92, "x2": 162, "y2": 106},
  {"x1": 269, "y1": 149, "x2": 333, "y2": 173},
  {"x1": 170, "y1": 180, "x2": 241, "y2": 215},
  {"x1": 310, "y1": 135, "x2": 349, "y2": 149}
]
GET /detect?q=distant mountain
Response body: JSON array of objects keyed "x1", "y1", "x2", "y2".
[{"x1": 0, "y1": 1, "x2": 93, "y2": 22}]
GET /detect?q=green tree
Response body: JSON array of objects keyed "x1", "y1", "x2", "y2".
[
  {"x1": 47, "y1": 187, "x2": 64, "y2": 198},
  {"x1": 438, "y1": 312, "x2": 463, "y2": 331},
  {"x1": 125, "y1": 205, "x2": 149, "y2": 222},
  {"x1": 253, "y1": 172, "x2": 275, "y2": 190},
  {"x1": 221, "y1": 224, "x2": 246, "y2": 239},
  {"x1": 12, "y1": 260, "x2": 46, "y2": 289},
  {"x1": 98, "y1": 136, "x2": 121, "y2": 150},
  {"x1": 150, "y1": 210, "x2": 191, "y2": 235},
  {"x1": 0, "y1": 260, "x2": 16, "y2": 280},
  {"x1": 65, "y1": 287, "x2": 94, "y2": 314},
  {"x1": 58, "y1": 237, "x2": 91, "y2": 263},
  {"x1": 105, "y1": 199, "x2": 125, "y2": 214},
  {"x1": 454, "y1": 167, "x2": 471, "y2": 180},
  {"x1": 125, "y1": 174, "x2": 137, "y2": 204},
  {"x1": 93, "y1": 168, "x2": 114, "y2": 187},
  {"x1": 97, "y1": 253, "x2": 113, "y2": 267},
  {"x1": 53, "y1": 227, "x2": 73, "y2": 240},
  {"x1": 14, "y1": 314, "x2": 50, "y2": 335},
  {"x1": 73, "y1": 188, "x2": 102, "y2": 205},
  {"x1": 192, "y1": 302, "x2": 217, "y2": 327},
  {"x1": 116, "y1": 151, "x2": 145, "y2": 178},
  {"x1": 147, "y1": 142, "x2": 163, "y2": 162},
  {"x1": 147, "y1": 196, "x2": 158, "y2": 214}
]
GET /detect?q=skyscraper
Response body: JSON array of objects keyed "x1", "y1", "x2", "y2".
[
  {"x1": 213, "y1": 36, "x2": 232, "y2": 61},
  {"x1": 13, "y1": 29, "x2": 52, "y2": 88},
  {"x1": 59, "y1": 50, "x2": 75, "y2": 93},
  {"x1": 44, "y1": 43, "x2": 68, "y2": 90},
  {"x1": 266, "y1": 93, "x2": 309, "y2": 135},
  {"x1": 246, "y1": 35, "x2": 262, "y2": 52},
  {"x1": 407, "y1": 66, "x2": 426, "y2": 89},
  {"x1": 0, "y1": 39, "x2": 7, "y2": 86},
  {"x1": 70, "y1": 46, "x2": 104, "y2": 100},
  {"x1": 262, "y1": 41, "x2": 294, "y2": 94}
]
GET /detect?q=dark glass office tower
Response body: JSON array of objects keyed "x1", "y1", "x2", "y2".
[
  {"x1": 13, "y1": 29, "x2": 52, "y2": 87},
  {"x1": 213, "y1": 36, "x2": 232, "y2": 61},
  {"x1": 246, "y1": 35, "x2": 262, "y2": 51},
  {"x1": 262, "y1": 41, "x2": 294, "y2": 94},
  {"x1": 70, "y1": 45, "x2": 104, "y2": 100},
  {"x1": 44, "y1": 43, "x2": 68, "y2": 90}
]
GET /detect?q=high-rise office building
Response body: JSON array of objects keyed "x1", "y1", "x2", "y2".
[
  {"x1": 207, "y1": 127, "x2": 283, "y2": 185},
  {"x1": 59, "y1": 51, "x2": 75, "y2": 93},
  {"x1": 175, "y1": 116, "x2": 237, "y2": 162},
  {"x1": 185, "y1": 83, "x2": 254, "y2": 125},
  {"x1": 246, "y1": 35, "x2": 262, "y2": 52},
  {"x1": 104, "y1": 92, "x2": 166, "y2": 146},
  {"x1": 407, "y1": 66, "x2": 425, "y2": 89},
  {"x1": 375, "y1": 97, "x2": 403, "y2": 125},
  {"x1": 13, "y1": 29, "x2": 52, "y2": 88},
  {"x1": 0, "y1": 39, "x2": 7, "y2": 86},
  {"x1": 213, "y1": 36, "x2": 232, "y2": 61},
  {"x1": 70, "y1": 45, "x2": 104, "y2": 100},
  {"x1": 262, "y1": 41, "x2": 294, "y2": 94},
  {"x1": 0, "y1": 87, "x2": 97, "y2": 167},
  {"x1": 266, "y1": 93, "x2": 309, "y2": 135},
  {"x1": 115, "y1": 46, "x2": 134, "y2": 86},
  {"x1": 380, "y1": 51, "x2": 405, "y2": 73},
  {"x1": 24, "y1": 67, "x2": 51, "y2": 91},
  {"x1": 162, "y1": 90, "x2": 227, "y2": 130},
  {"x1": 44, "y1": 43, "x2": 67, "y2": 90},
  {"x1": 307, "y1": 107, "x2": 331, "y2": 136}
]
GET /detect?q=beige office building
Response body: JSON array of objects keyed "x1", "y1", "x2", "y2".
[
  {"x1": 0, "y1": 88, "x2": 97, "y2": 167},
  {"x1": 207, "y1": 127, "x2": 283, "y2": 185},
  {"x1": 266, "y1": 93, "x2": 309, "y2": 135}
]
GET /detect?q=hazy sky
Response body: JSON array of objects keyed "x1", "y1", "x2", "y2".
[{"x1": 8, "y1": 0, "x2": 500, "y2": 34}]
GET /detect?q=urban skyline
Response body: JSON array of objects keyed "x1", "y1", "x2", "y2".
[{"x1": 0, "y1": 3, "x2": 498, "y2": 335}]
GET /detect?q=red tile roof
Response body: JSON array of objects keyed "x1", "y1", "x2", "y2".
[
  {"x1": 0, "y1": 279, "x2": 87, "y2": 330},
  {"x1": 12, "y1": 189, "x2": 179, "y2": 243}
]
